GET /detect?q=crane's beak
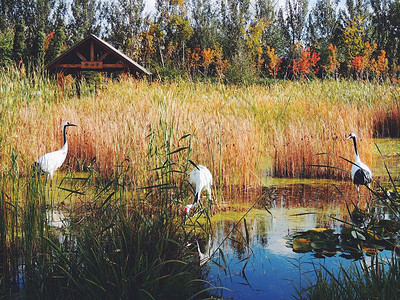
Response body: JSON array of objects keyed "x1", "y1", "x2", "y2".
[
  {"x1": 68, "y1": 123, "x2": 77, "y2": 127},
  {"x1": 184, "y1": 206, "x2": 190, "y2": 215}
]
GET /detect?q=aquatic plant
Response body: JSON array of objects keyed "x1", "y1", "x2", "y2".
[{"x1": 294, "y1": 255, "x2": 400, "y2": 300}]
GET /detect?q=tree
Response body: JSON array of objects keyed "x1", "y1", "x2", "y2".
[
  {"x1": 32, "y1": 29, "x2": 46, "y2": 68},
  {"x1": 324, "y1": 43, "x2": 340, "y2": 79},
  {"x1": 280, "y1": 0, "x2": 309, "y2": 46},
  {"x1": 103, "y1": 0, "x2": 146, "y2": 59},
  {"x1": 0, "y1": 0, "x2": 17, "y2": 30},
  {"x1": 342, "y1": 14, "x2": 366, "y2": 72},
  {"x1": 154, "y1": 0, "x2": 193, "y2": 67},
  {"x1": 189, "y1": 0, "x2": 219, "y2": 50},
  {"x1": 45, "y1": 21, "x2": 66, "y2": 64},
  {"x1": 370, "y1": 0, "x2": 390, "y2": 55},
  {"x1": 265, "y1": 46, "x2": 282, "y2": 79},
  {"x1": 13, "y1": 19, "x2": 26, "y2": 63},
  {"x1": 387, "y1": 0, "x2": 400, "y2": 67},
  {"x1": 243, "y1": 18, "x2": 266, "y2": 73},
  {"x1": 372, "y1": 49, "x2": 388, "y2": 80},
  {"x1": 68, "y1": 0, "x2": 101, "y2": 44},
  {"x1": 290, "y1": 45, "x2": 320, "y2": 80},
  {"x1": 0, "y1": 28, "x2": 13, "y2": 66},
  {"x1": 307, "y1": 0, "x2": 338, "y2": 47},
  {"x1": 201, "y1": 47, "x2": 215, "y2": 76},
  {"x1": 219, "y1": 0, "x2": 251, "y2": 60}
]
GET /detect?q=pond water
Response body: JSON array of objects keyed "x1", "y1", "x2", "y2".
[{"x1": 201, "y1": 139, "x2": 400, "y2": 299}]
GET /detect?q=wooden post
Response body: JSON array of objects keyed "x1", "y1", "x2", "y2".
[{"x1": 90, "y1": 41, "x2": 94, "y2": 61}]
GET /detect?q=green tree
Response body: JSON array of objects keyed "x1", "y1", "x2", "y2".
[
  {"x1": 0, "y1": 0, "x2": 17, "y2": 30},
  {"x1": 103, "y1": 0, "x2": 146, "y2": 59},
  {"x1": 0, "y1": 28, "x2": 13, "y2": 66},
  {"x1": 32, "y1": 29, "x2": 45, "y2": 68},
  {"x1": 254, "y1": 0, "x2": 279, "y2": 51},
  {"x1": 370, "y1": 0, "x2": 390, "y2": 53},
  {"x1": 154, "y1": 0, "x2": 193, "y2": 68},
  {"x1": 189, "y1": 0, "x2": 219, "y2": 50},
  {"x1": 68, "y1": 0, "x2": 101, "y2": 44},
  {"x1": 281, "y1": 0, "x2": 309, "y2": 46},
  {"x1": 13, "y1": 19, "x2": 26, "y2": 63},
  {"x1": 387, "y1": 0, "x2": 400, "y2": 67},
  {"x1": 306, "y1": 0, "x2": 338, "y2": 76},
  {"x1": 307, "y1": 0, "x2": 338, "y2": 46},
  {"x1": 219, "y1": 0, "x2": 251, "y2": 59},
  {"x1": 45, "y1": 21, "x2": 66, "y2": 64}
]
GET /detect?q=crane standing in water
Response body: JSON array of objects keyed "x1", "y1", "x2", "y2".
[
  {"x1": 346, "y1": 133, "x2": 373, "y2": 199},
  {"x1": 184, "y1": 165, "x2": 213, "y2": 217},
  {"x1": 36, "y1": 121, "x2": 77, "y2": 186}
]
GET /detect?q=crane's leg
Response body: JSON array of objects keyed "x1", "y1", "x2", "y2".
[
  {"x1": 356, "y1": 185, "x2": 360, "y2": 206},
  {"x1": 48, "y1": 172, "x2": 54, "y2": 189},
  {"x1": 368, "y1": 183, "x2": 372, "y2": 200},
  {"x1": 207, "y1": 188, "x2": 212, "y2": 215}
]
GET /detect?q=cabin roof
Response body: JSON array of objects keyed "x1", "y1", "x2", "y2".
[{"x1": 46, "y1": 34, "x2": 151, "y2": 76}]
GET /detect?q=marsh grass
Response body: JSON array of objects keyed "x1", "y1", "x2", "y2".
[
  {"x1": 294, "y1": 255, "x2": 400, "y2": 300},
  {"x1": 2, "y1": 69, "x2": 400, "y2": 190}
]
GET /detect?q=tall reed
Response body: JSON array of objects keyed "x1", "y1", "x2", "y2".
[{"x1": 1, "y1": 68, "x2": 399, "y2": 187}]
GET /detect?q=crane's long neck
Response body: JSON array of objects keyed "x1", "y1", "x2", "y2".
[
  {"x1": 63, "y1": 125, "x2": 67, "y2": 145},
  {"x1": 193, "y1": 192, "x2": 200, "y2": 206},
  {"x1": 60, "y1": 125, "x2": 69, "y2": 152},
  {"x1": 352, "y1": 136, "x2": 360, "y2": 160}
]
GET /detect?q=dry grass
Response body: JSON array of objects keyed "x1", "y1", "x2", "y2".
[{"x1": 1, "y1": 69, "x2": 399, "y2": 187}]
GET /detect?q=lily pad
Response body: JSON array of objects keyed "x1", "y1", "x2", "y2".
[{"x1": 293, "y1": 238, "x2": 312, "y2": 252}]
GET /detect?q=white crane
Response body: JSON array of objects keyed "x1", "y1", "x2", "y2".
[
  {"x1": 346, "y1": 133, "x2": 372, "y2": 199},
  {"x1": 184, "y1": 165, "x2": 213, "y2": 216},
  {"x1": 35, "y1": 121, "x2": 77, "y2": 186}
]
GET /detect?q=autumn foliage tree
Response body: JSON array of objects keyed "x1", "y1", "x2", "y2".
[
  {"x1": 290, "y1": 46, "x2": 320, "y2": 80},
  {"x1": 372, "y1": 49, "x2": 389, "y2": 80},
  {"x1": 265, "y1": 46, "x2": 281, "y2": 79},
  {"x1": 324, "y1": 44, "x2": 339, "y2": 79},
  {"x1": 213, "y1": 42, "x2": 229, "y2": 81},
  {"x1": 343, "y1": 15, "x2": 366, "y2": 73},
  {"x1": 202, "y1": 47, "x2": 215, "y2": 77},
  {"x1": 187, "y1": 46, "x2": 201, "y2": 76},
  {"x1": 243, "y1": 18, "x2": 266, "y2": 73}
]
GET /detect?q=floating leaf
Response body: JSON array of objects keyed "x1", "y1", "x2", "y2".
[{"x1": 293, "y1": 238, "x2": 312, "y2": 252}]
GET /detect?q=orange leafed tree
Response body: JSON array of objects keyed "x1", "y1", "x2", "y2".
[
  {"x1": 325, "y1": 44, "x2": 339, "y2": 79},
  {"x1": 213, "y1": 42, "x2": 229, "y2": 81},
  {"x1": 265, "y1": 46, "x2": 281, "y2": 79},
  {"x1": 361, "y1": 41, "x2": 377, "y2": 80},
  {"x1": 352, "y1": 55, "x2": 364, "y2": 80},
  {"x1": 44, "y1": 32, "x2": 55, "y2": 51},
  {"x1": 291, "y1": 47, "x2": 320, "y2": 80},
  {"x1": 187, "y1": 47, "x2": 202, "y2": 75},
  {"x1": 202, "y1": 48, "x2": 215, "y2": 77},
  {"x1": 372, "y1": 49, "x2": 388, "y2": 80}
]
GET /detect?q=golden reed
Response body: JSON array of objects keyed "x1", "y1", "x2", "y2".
[{"x1": 1, "y1": 70, "x2": 399, "y2": 188}]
